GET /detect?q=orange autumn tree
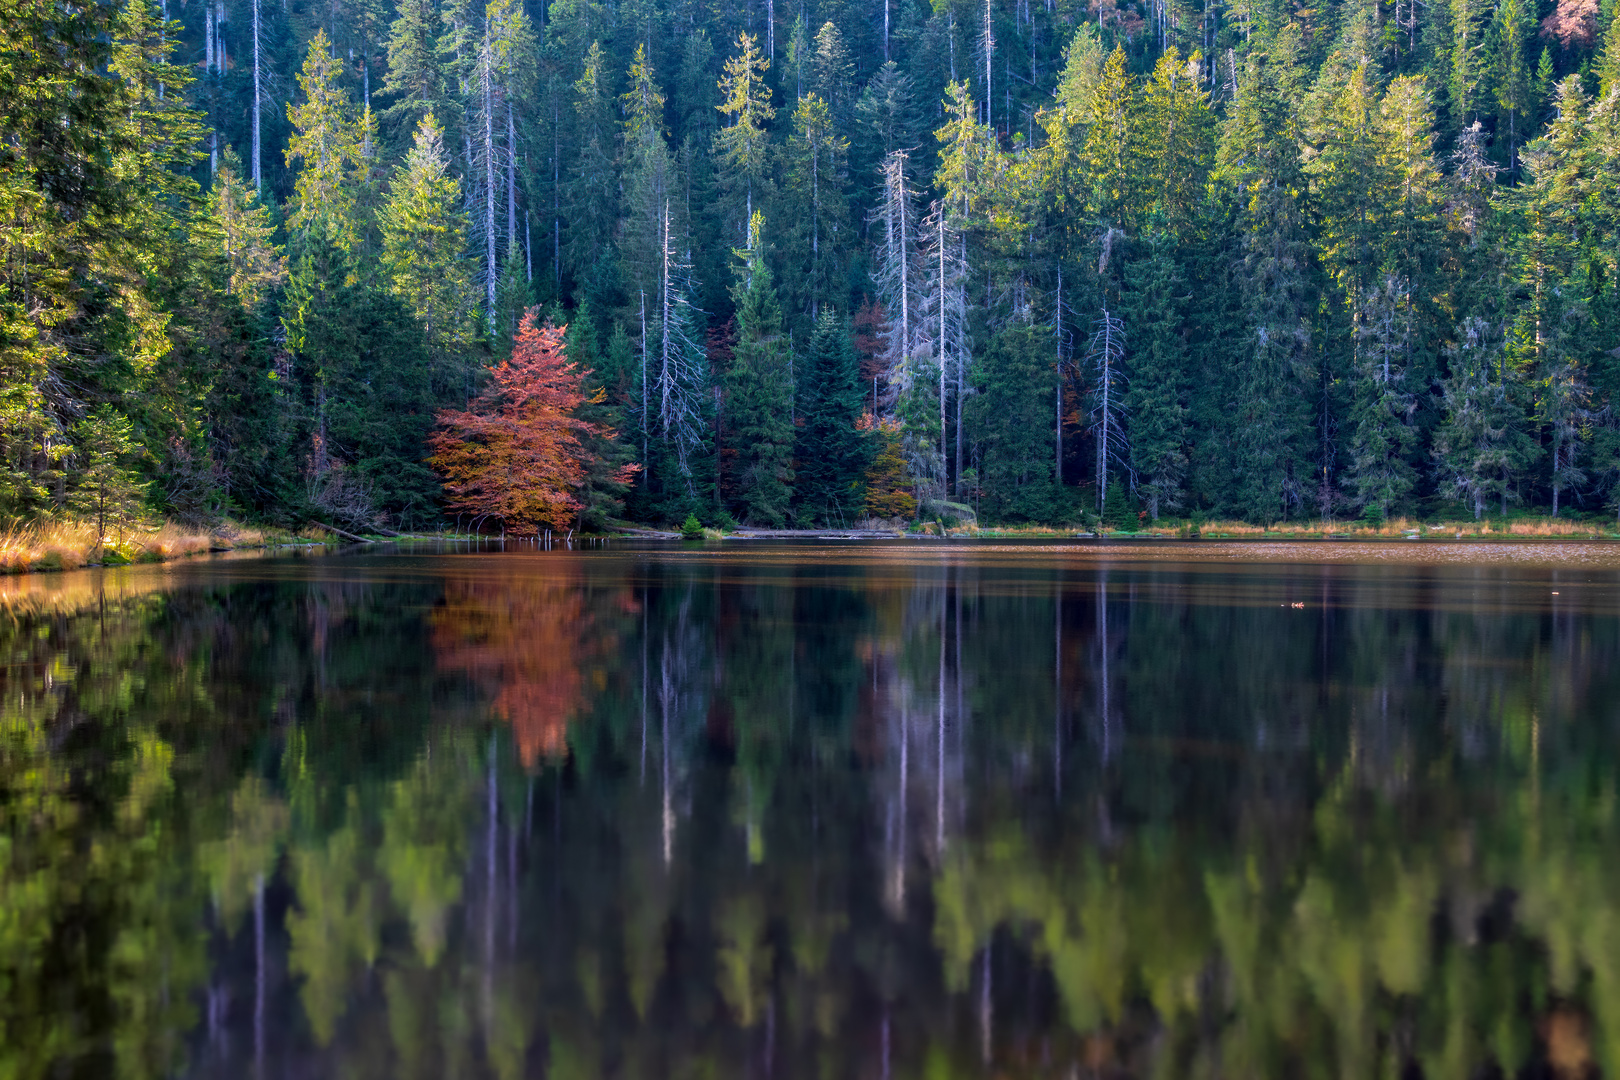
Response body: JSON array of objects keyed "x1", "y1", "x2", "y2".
[{"x1": 428, "y1": 310, "x2": 635, "y2": 531}]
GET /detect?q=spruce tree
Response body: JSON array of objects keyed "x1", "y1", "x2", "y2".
[
  {"x1": 971, "y1": 323, "x2": 1058, "y2": 522},
  {"x1": 1434, "y1": 317, "x2": 1533, "y2": 517},
  {"x1": 285, "y1": 31, "x2": 364, "y2": 247},
  {"x1": 378, "y1": 113, "x2": 478, "y2": 392},
  {"x1": 1347, "y1": 278, "x2": 1420, "y2": 518},
  {"x1": 795, "y1": 311, "x2": 870, "y2": 524},
  {"x1": 781, "y1": 93, "x2": 852, "y2": 326},
  {"x1": 382, "y1": 0, "x2": 443, "y2": 123},
  {"x1": 1122, "y1": 231, "x2": 1188, "y2": 519},
  {"x1": 713, "y1": 33, "x2": 775, "y2": 245},
  {"x1": 724, "y1": 214, "x2": 796, "y2": 526},
  {"x1": 208, "y1": 150, "x2": 285, "y2": 312}
]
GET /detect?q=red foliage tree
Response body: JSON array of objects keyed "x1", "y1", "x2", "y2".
[{"x1": 428, "y1": 310, "x2": 636, "y2": 532}]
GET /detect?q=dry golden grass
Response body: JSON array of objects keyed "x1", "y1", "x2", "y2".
[
  {"x1": 0, "y1": 519, "x2": 99, "y2": 574},
  {"x1": 1, "y1": 518, "x2": 271, "y2": 575}
]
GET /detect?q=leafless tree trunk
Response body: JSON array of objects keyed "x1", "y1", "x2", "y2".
[{"x1": 251, "y1": 0, "x2": 262, "y2": 191}]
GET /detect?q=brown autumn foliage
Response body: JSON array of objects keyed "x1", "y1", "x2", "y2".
[
  {"x1": 1541, "y1": 0, "x2": 1600, "y2": 47},
  {"x1": 431, "y1": 570, "x2": 597, "y2": 767},
  {"x1": 428, "y1": 310, "x2": 637, "y2": 533}
]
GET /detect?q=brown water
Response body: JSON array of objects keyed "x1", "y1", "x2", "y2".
[{"x1": 3, "y1": 539, "x2": 1619, "y2": 1078}]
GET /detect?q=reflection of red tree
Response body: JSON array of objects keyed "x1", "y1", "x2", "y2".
[{"x1": 431, "y1": 571, "x2": 596, "y2": 767}]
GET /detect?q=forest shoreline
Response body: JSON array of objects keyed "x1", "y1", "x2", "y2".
[{"x1": 7, "y1": 514, "x2": 1618, "y2": 578}]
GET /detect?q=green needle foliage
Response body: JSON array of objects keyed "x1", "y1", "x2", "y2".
[{"x1": 1, "y1": 0, "x2": 1619, "y2": 529}]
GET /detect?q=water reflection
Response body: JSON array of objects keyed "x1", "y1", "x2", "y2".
[{"x1": 3, "y1": 542, "x2": 1620, "y2": 1078}]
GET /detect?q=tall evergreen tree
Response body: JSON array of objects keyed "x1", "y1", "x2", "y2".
[
  {"x1": 378, "y1": 113, "x2": 478, "y2": 396},
  {"x1": 795, "y1": 310, "x2": 870, "y2": 524},
  {"x1": 724, "y1": 214, "x2": 796, "y2": 525},
  {"x1": 713, "y1": 32, "x2": 775, "y2": 243},
  {"x1": 1122, "y1": 231, "x2": 1188, "y2": 519},
  {"x1": 781, "y1": 93, "x2": 851, "y2": 325},
  {"x1": 285, "y1": 31, "x2": 364, "y2": 247},
  {"x1": 971, "y1": 323, "x2": 1058, "y2": 521},
  {"x1": 1434, "y1": 316, "x2": 1533, "y2": 517}
]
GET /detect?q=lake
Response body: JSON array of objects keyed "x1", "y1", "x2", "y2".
[{"x1": 3, "y1": 539, "x2": 1619, "y2": 1078}]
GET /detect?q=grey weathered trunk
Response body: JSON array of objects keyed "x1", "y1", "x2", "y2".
[
  {"x1": 251, "y1": 0, "x2": 262, "y2": 191},
  {"x1": 483, "y1": 42, "x2": 497, "y2": 319}
]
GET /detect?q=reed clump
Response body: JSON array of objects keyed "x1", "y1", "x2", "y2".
[{"x1": 1, "y1": 518, "x2": 270, "y2": 575}]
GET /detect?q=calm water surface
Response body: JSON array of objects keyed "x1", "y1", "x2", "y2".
[{"x1": 4, "y1": 540, "x2": 1620, "y2": 1078}]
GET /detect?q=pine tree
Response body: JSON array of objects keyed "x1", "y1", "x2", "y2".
[
  {"x1": 1082, "y1": 47, "x2": 1135, "y2": 227},
  {"x1": 871, "y1": 150, "x2": 922, "y2": 404},
  {"x1": 1450, "y1": 0, "x2": 1490, "y2": 126},
  {"x1": 1085, "y1": 307, "x2": 1129, "y2": 514},
  {"x1": 1219, "y1": 44, "x2": 1317, "y2": 522},
  {"x1": 1134, "y1": 48, "x2": 1215, "y2": 236},
  {"x1": 563, "y1": 41, "x2": 618, "y2": 296},
  {"x1": 854, "y1": 62, "x2": 920, "y2": 177},
  {"x1": 619, "y1": 46, "x2": 674, "y2": 303},
  {"x1": 724, "y1": 214, "x2": 796, "y2": 525},
  {"x1": 1491, "y1": 0, "x2": 1536, "y2": 160},
  {"x1": 795, "y1": 311, "x2": 870, "y2": 524},
  {"x1": 810, "y1": 22, "x2": 855, "y2": 131}
]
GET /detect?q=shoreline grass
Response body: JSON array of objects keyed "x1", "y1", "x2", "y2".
[
  {"x1": 0, "y1": 519, "x2": 291, "y2": 576},
  {"x1": 943, "y1": 515, "x2": 1620, "y2": 541},
  {"x1": 7, "y1": 514, "x2": 1615, "y2": 576}
]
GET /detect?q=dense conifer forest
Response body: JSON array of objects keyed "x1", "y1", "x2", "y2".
[{"x1": 3, "y1": 0, "x2": 1619, "y2": 530}]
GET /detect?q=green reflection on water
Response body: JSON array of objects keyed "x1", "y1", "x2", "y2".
[{"x1": 2, "y1": 542, "x2": 1619, "y2": 1079}]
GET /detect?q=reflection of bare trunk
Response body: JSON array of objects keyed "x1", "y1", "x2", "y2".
[
  {"x1": 484, "y1": 740, "x2": 496, "y2": 1037},
  {"x1": 936, "y1": 616, "x2": 945, "y2": 856},
  {"x1": 979, "y1": 943, "x2": 992, "y2": 1064},
  {"x1": 254, "y1": 872, "x2": 265, "y2": 1079},
  {"x1": 661, "y1": 640, "x2": 674, "y2": 866},
  {"x1": 640, "y1": 597, "x2": 649, "y2": 785},
  {"x1": 1054, "y1": 591, "x2": 1062, "y2": 797},
  {"x1": 886, "y1": 699, "x2": 908, "y2": 913},
  {"x1": 1098, "y1": 572, "x2": 1113, "y2": 761},
  {"x1": 507, "y1": 813, "x2": 518, "y2": 951}
]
